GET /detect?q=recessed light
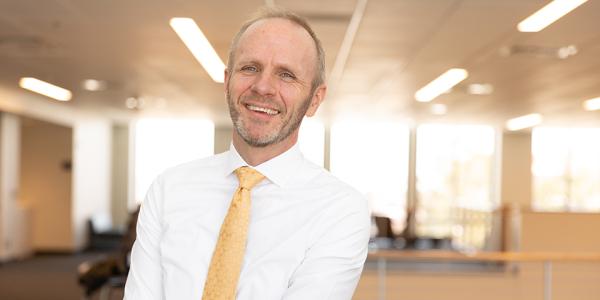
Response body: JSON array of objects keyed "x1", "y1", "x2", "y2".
[
  {"x1": 125, "y1": 97, "x2": 138, "y2": 109},
  {"x1": 467, "y1": 83, "x2": 494, "y2": 95},
  {"x1": 82, "y1": 79, "x2": 107, "y2": 91},
  {"x1": 557, "y1": 45, "x2": 578, "y2": 59},
  {"x1": 19, "y1": 77, "x2": 72, "y2": 101},
  {"x1": 431, "y1": 104, "x2": 447, "y2": 115}
]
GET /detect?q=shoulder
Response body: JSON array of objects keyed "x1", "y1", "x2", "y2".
[
  {"x1": 299, "y1": 161, "x2": 371, "y2": 248},
  {"x1": 302, "y1": 160, "x2": 368, "y2": 213},
  {"x1": 157, "y1": 151, "x2": 228, "y2": 185}
]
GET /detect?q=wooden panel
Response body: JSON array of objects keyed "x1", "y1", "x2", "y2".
[
  {"x1": 521, "y1": 211, "x2": 600, "y2": 252},
  {"x1": 354, "y1": 262, "x2": 600, "y2": 300}
]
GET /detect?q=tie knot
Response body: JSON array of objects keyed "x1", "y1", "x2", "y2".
[{"x1": 235, "y1": 166, "x2": 265, "y2": 190}]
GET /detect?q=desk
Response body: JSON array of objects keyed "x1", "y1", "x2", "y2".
[{"x1": 367, "y1": 250, "x2": 600, "y2": 300}]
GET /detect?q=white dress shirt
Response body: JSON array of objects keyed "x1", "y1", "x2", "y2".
[{"x1": 124, "y1": 143, "x2": 370, "y2": 300}]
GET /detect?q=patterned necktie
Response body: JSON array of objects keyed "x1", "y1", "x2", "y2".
[{"x1": 202, "y1": 166, "x2": 265, "y2": 300}]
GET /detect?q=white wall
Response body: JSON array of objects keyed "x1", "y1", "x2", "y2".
[
  {"x1": 72, "y1": 120, "x2": 112, "y2": 250},
  {"x1": 0, "y1": 113, "x2": 32, "y2": 261},
  {"x1": 111, "y1": 125, "x2": 129, "y2": 229}
]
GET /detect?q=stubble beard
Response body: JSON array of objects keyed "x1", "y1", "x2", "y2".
[{"x1": 227, "y1": 88, "x2": 313, "y2": 148}]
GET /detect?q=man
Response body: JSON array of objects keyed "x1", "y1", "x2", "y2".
[{"x1": 124, "y1": 8, "x2": 370, "y2": 300}]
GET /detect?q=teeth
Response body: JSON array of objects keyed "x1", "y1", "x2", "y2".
[{"x1": 247, "y1": 104, "x2": 279, "y2": 115}]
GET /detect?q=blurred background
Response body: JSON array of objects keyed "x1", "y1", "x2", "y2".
[{"x1": 1, "y1": 0, "x2": 599, "y2": 299}]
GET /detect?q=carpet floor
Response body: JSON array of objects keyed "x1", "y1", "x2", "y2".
[{"x1": 0, "y1": 251, "x2": 123, "y2": 300}]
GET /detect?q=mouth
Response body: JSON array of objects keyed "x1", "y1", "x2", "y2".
[{"x1": 245, "y1": 103, "x2": 280, "y2": 116}]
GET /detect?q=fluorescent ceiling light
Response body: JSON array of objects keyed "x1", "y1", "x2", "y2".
[
  {"x1": 170, "y1": 17, "x2": 225, "y2": 83},
  {"x1": 506, "y1": 113, "x2": 543, "y2": 131},
  {"x1": 415, "y1": 68, "x2": 468, "y2": 102},
  {"x1": 518, "y1": 0, "x2": 588, "y2": 32},
  {"x1": 19, "y1": 77, "x2": 72, "y2": 101},
  {"x1": 583, "y1": 97, "x2": 600, "y2": 111}
]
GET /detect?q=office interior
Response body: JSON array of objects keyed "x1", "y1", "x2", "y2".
[{"x1": 1, "y1": 0, "x2": 600, "y2": 299}]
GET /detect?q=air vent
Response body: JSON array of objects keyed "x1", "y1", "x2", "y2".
[
  {"x1": 499, "y1": 44, "x2": 578, "y2": 59},
  {"x1": 0, "y1": 35, "x2": 58, "y2": 57}
]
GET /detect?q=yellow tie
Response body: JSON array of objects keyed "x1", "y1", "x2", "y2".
[{"x1": 202, "y1": 166, "x2": 265, "y2": 300}]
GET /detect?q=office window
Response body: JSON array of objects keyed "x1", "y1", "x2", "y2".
[
  {"x1": 134, "y1": 118, "x2": 214, "y2": 204},
  {"x1": 298, "y1": 118, "x2": 325, "y2": 167},
  {"x1": 415, "y1": 124, "x2": 496, "y2": 250},
  {"x1": 330, "y1": 121, "x2": 409, "y2": 230},
  {"x1": 532, "y1": 127, "x2": 600, "y2": 212}
]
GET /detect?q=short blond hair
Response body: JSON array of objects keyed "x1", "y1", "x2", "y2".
[{"x1": 227, "y1": 7, "x2": 326, "y2": 89}]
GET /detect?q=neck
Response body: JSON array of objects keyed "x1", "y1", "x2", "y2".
[{"x1": 232, "y1": 133, "x2": 298, "y2": 166}]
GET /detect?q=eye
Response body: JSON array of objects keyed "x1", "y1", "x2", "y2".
[
  {"x1": 280, "y1": 72, "x2": 296, "y2": 80},
  {"x1": 240, "y1": 65, "x2": 258, "y2": 72}
]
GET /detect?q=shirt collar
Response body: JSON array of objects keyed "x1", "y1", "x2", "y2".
[{"x1": 224, "y1": 142, "x2": 304, "y2": 187}]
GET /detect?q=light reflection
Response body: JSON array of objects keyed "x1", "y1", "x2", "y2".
[
  {"x1": 533, "y1": 127, "x2": 600, "y2": 212},
  {"x1": 134, "y1": 118, "x2": 214, "y2": 204},
  {"x1": 330, "y1": 120, "x2": 409, "y2": 230},
  {"x1": 298, "y1": 118, "x2": 325, "y2": 167},
  {"x1": 416, "y1": 124, "x2": 496, "y2": 249}
]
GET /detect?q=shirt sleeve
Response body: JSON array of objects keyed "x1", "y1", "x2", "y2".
[
  {"x1": 124, "y1": 177, "x2": 164, "y2": 300},
  {"x1": 282, "y1": 192, "x2": 371, "y2": 300}
]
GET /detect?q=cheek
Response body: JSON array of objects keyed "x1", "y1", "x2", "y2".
[
  {"x1": 278, "y1": 86, "x2": 304, "y2": 110},
  {"x1": 230, "y1": 77, "x2": 254, "y2": 97}
]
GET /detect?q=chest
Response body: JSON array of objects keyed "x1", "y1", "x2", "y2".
[{"x1": 158, "y1": 185, "x2": 324, "y2": 299}]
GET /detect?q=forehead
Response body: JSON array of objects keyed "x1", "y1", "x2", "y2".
[{"x1": 235, "y1": 18, "x2": 317, "y2": 69}]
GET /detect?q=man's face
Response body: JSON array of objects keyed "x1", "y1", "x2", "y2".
[{"x1": 225, "y1": 18, "x2": 325, "y2": 148}]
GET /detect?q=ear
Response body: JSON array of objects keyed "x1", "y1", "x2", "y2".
[
  {"x1": 223, "y1": 68, "x2": 230, "y2": 95},
  {"x1": 305, "y1": 84, "x2": 327, "y2": 117}
]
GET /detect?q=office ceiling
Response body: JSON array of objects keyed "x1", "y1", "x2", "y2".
[{"x1": 0, "y1": 0, "x2": 599, "y2": 127}]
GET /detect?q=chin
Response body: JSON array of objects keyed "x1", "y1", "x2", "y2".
[{"x1": 247, "y1": 134, "x2": 278, "y2": 146}]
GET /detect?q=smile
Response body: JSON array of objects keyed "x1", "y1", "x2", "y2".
[{"x1": 246, "y1": 104, "x2": 280, "y2": 115}]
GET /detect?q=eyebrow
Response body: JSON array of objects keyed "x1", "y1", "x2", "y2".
[{"x1": 236, "y1": 59, "x2": 301, "y2": 75}]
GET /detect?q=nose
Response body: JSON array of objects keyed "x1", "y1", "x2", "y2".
[{"x1": 251, "y1": 71, "x2": 276, "y2": 96}]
